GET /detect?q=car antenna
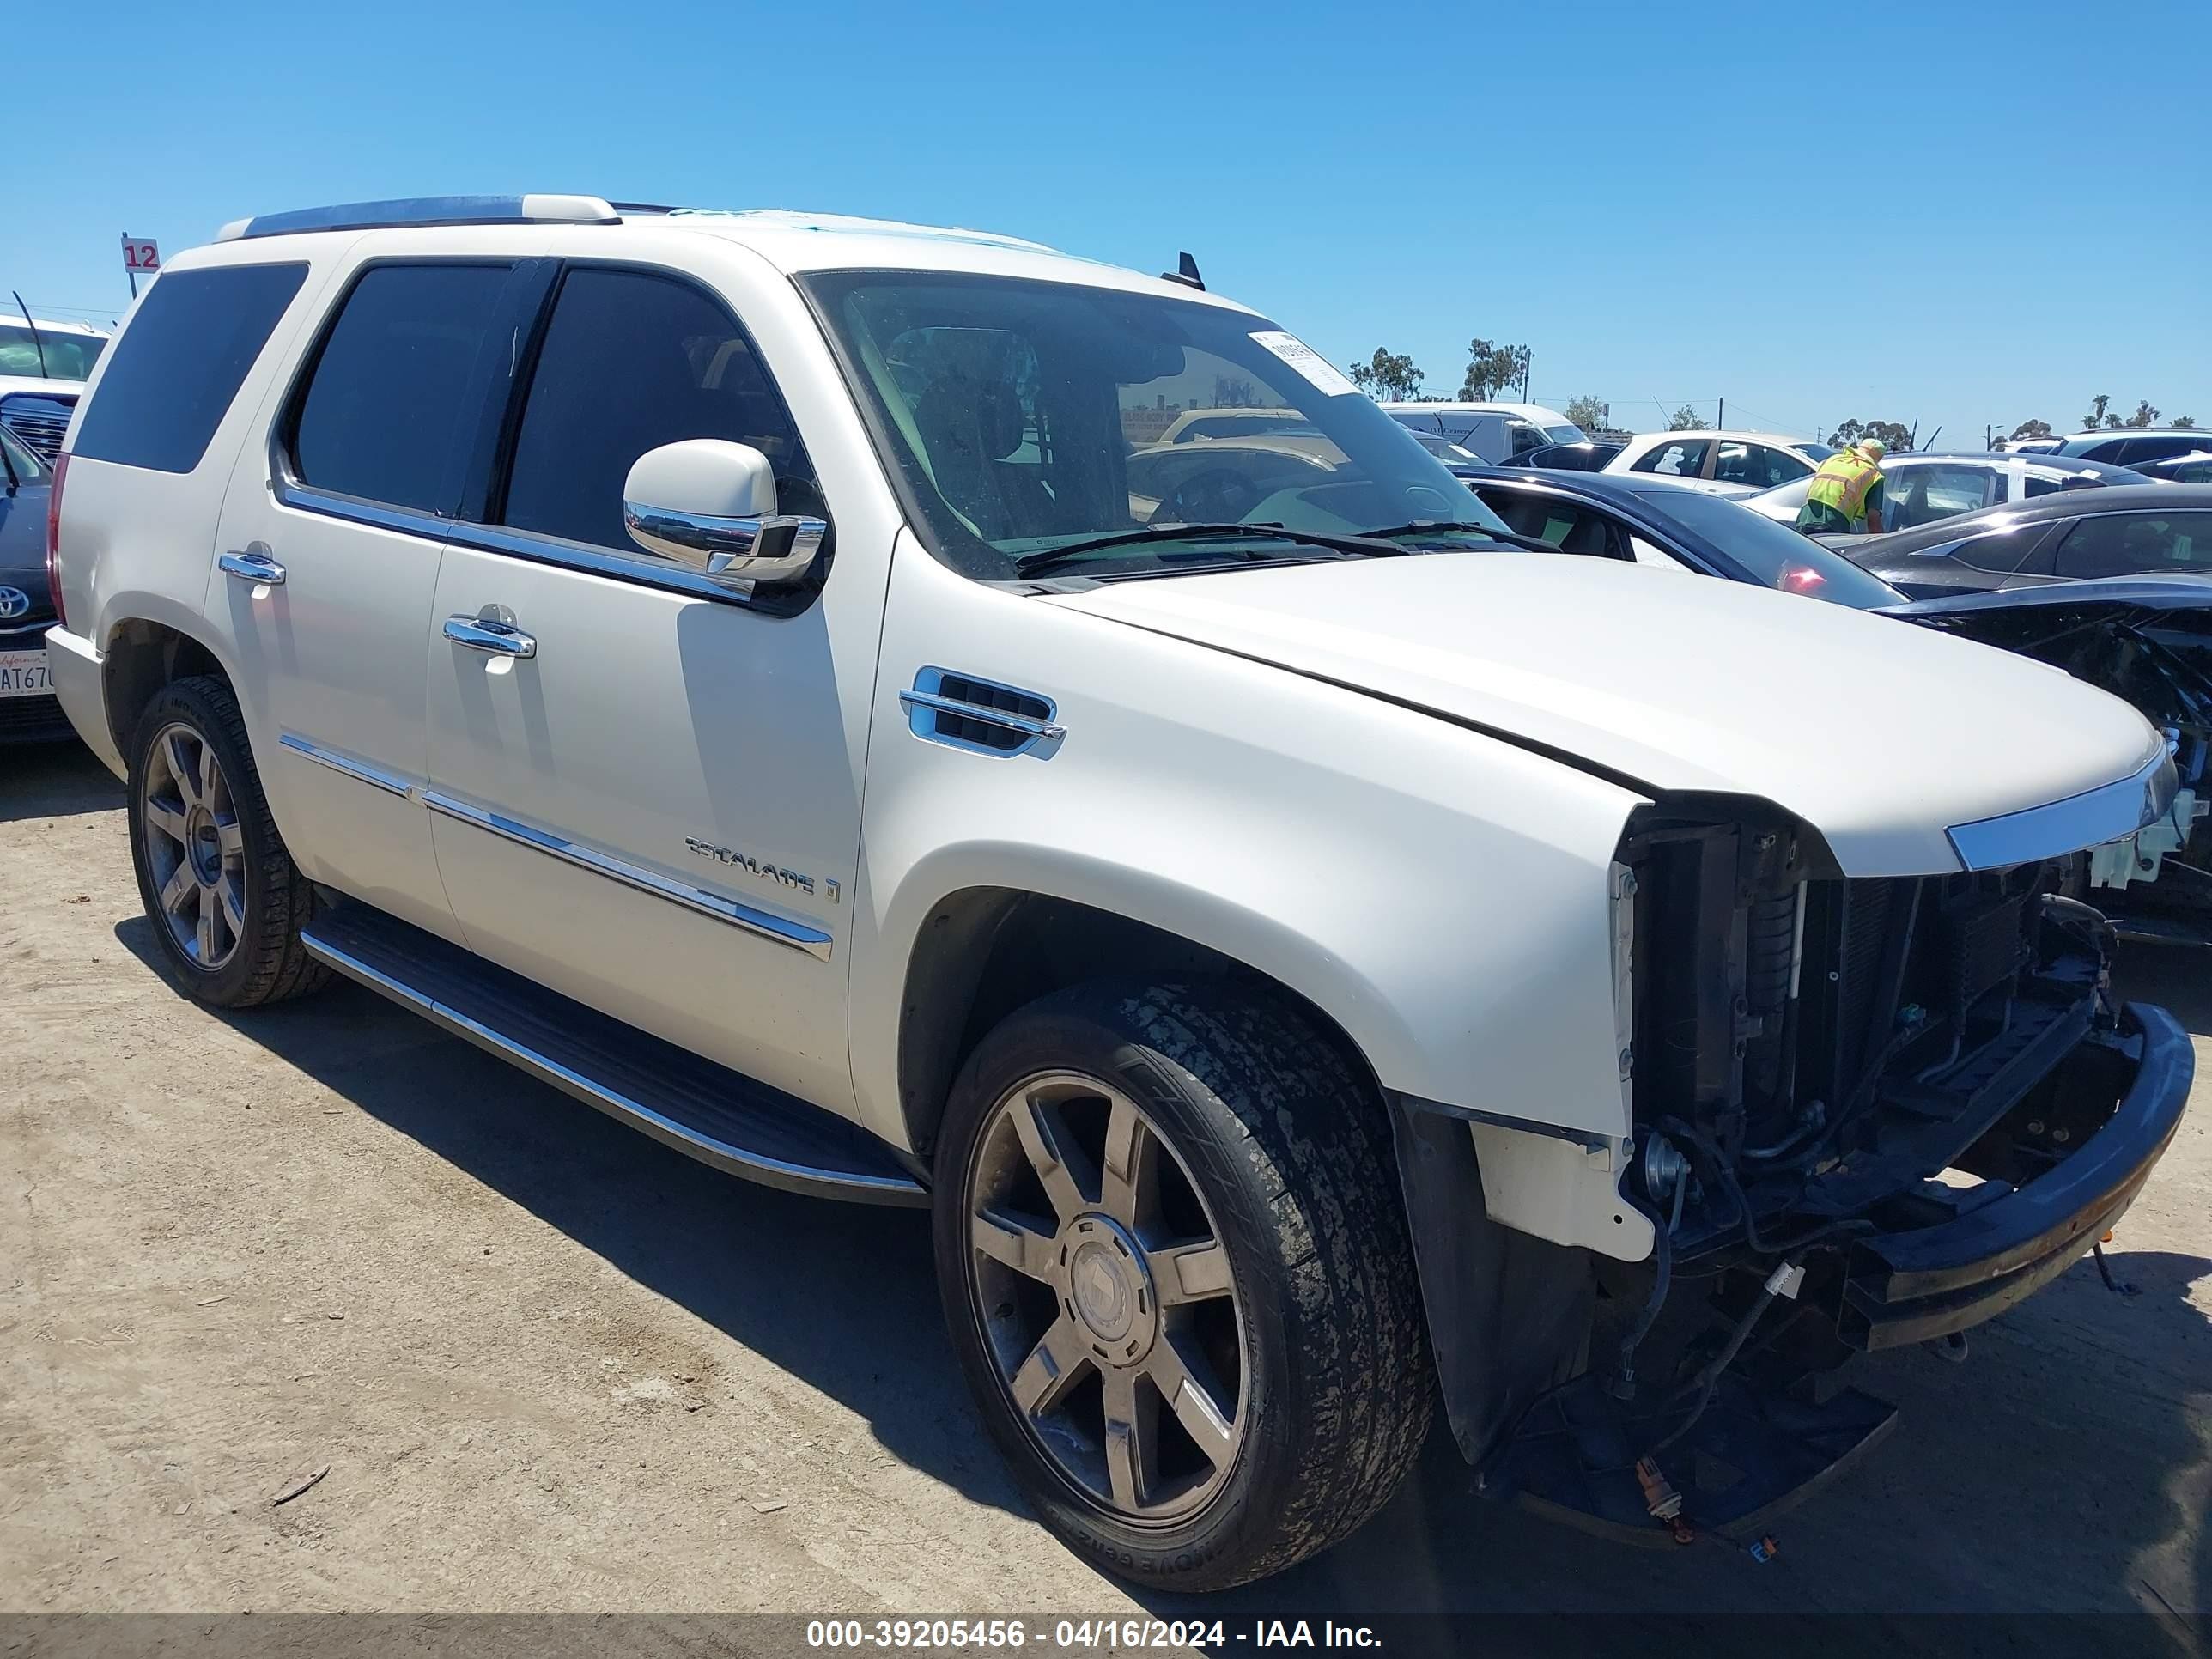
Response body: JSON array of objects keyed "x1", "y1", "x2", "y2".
[
  {"x1": 10, "y1": 292, "x2": 51, "y2": 380},
  {"x1": 1161, "y1": 252, "x2": 1205, "y2": 291}
]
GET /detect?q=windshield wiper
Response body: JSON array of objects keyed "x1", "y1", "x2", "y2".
[
  {"x1": 1012, "y1": 521, "x2": 1408, "y2": 579},
  {"x1": 1358, "y1": 519, "x2": 1565, "y2": 556}
]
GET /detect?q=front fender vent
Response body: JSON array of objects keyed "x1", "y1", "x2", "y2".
[{"x1": 900, "y1": 667, "x2": 1064, "y2": 758}]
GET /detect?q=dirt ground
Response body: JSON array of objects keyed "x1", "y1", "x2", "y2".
[{"x1": 4, "y1": 740, "x2": 2209, "y2": 1632}]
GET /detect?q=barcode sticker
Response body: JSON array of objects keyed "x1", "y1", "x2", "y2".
[{"x1": 1249, "y1": 331, "x2": 1362, "y2": 399}]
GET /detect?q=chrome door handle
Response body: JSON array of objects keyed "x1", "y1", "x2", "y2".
[
  {"x1": 443, "y1": 614, "x2": 538, "y2": 659},
  {"x1": 219, "y1": 549, "x2": 286, "y2": 586}
]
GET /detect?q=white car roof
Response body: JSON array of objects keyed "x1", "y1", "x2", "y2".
[
  {"x1": 1378, "y1": 401, "x2": 1576, "y2": 427},
  {"x1": 3, "y1": 316, "x2": 110, "y2": 339},
  {"x1": 1619, "y1": 428, "x2": 1813, "y2": 451},
  {"x1": 198, "y1": 195, "x2": 1259, "y2": 313}
]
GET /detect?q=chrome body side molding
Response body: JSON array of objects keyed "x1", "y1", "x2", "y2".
[
  {"x1": 279, "y1": 732, "x2": 416, "y2": 799},
  {"x1": 420, "y1": 789, "x2": 834, "y2": 960}
]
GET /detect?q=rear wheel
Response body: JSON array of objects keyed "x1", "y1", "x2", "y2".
[
  {"x1": 125, "y1": 676, "x2": 328, "y2": 1008},
  {"x1": 933, "y1": 980, "x2": 1432, "y2": 1589}
]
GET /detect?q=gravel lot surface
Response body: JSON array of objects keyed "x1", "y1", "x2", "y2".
[{"x1": 4, "y1": 741, "x2": 2208, "y2": 1632}]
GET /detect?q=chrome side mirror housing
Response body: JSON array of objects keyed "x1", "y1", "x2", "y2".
[{"x1": 623, "y1": 439, "x2": 827, "y2": 588}]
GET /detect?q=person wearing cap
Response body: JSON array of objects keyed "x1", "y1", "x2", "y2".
[{"x1": 1796, "y1": 439, "x2": 1888, "y2": 534}]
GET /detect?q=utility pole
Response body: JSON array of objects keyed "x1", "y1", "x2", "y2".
[{"x1": 1717, "y1": 397, "x2": 1724, "y2": 429}]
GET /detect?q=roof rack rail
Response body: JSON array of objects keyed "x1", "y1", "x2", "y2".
[{"x1": 214, "y1": 194, "x2": 622, "y2": 242}]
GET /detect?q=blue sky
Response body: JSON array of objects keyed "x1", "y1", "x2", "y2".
[{"x1": 14, "y1": 1, "x2": 2208, "y2": 445}]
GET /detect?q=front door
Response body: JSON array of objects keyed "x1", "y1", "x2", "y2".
[
  {"x1": 213, "y1": 258, "x2": 525, "y2": 942},
  {"x1": 421, "y1": 261, "x2": 870, "y2": 1111}
]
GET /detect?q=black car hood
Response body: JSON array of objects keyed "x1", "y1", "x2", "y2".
[{"x1": 1886, "y1": 577, "x2": 2212, "y2": 740}]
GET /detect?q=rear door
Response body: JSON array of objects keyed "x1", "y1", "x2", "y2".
[{"x1": 210, "y1": 253, "x2": 536, "y2": 940}]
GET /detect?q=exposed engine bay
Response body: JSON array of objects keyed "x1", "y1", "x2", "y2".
[{"x1": 1459, "y1": 794, "x2": 2192, "y2": 1547}]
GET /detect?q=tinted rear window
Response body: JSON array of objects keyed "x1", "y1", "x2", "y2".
[
  {"x1": 71, "y1": 264, "x2": 307, "y2": 473},
  {"x1": 289, "y1": 264, "x2": 511, "y2": 514}
]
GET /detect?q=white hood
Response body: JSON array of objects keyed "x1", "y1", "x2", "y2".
[{"x1": 1045, "y1": 555, "x2": 2166, "y2": 877}]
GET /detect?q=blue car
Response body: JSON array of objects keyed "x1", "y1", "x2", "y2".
[{"x1": 0, "y1": 422, "x2": 68, "y2": 742}]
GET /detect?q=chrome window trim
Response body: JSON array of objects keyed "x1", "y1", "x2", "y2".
[
  {"x1": 267, "y1": 474, "x2": 769, "y2": 606},
  {"x1": 420, "y1": 789, "x2": 834, "y2": 960},
  {"x1": 1947, "y1": 748, "x2": 2178, "y2": 872},
  {"x1": 278, "y1": 732, "x2": 416, "y2": 799}
]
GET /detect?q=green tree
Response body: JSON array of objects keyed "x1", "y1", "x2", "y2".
[
  {"x1": 2009, "y1": 418, "x2": 2053, "y2": 441},
  {"x1": 2082, "y1": 394, "x2": 2114, "y2": 430},
  {"x1": 2177, "y1": 416, "x2": 2198, "y2": 428},
  {"x1": 1460, "y1": 338, "x2": 1531, "y2": 402},
  {"x1": 2124, "y1": 399, "x2": 2161, "y2": 428},
  {"x1": 1347, "y1": 348, "x2": 1423, "y2": 403},
  {"x1": 1562, "y1": 394, "x2": 1607, "y2": 435},
  {"x1": 1828, "y1": 418, "x2": 1915, "y2": 453},
  {"x1": 1210, "y1": 374, "x2": 1258, "y2": 408},
  {"x1": 1667, "y1": 405, "x2": 1710, "y2": 431}
]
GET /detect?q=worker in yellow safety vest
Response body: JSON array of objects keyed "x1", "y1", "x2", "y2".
[{"x1": 1796, "y1": 440, "x2": 1887, "y2": 534}]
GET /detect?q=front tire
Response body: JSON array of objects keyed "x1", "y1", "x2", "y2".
[
  {"x1": 933, "y1": 980, "x2": 1433, "y2": 1590},
  {"x1": 125, "y1": 676, "x2": 328, "y2": 1008}
]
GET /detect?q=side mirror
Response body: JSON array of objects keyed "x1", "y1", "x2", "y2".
[{"x1": 623, "y1": 439, "x2": 826, "y2": 588}]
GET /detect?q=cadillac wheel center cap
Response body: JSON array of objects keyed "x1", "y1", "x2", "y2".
[{"x1": 1064, "y1": 1215, "x2": 1156, "y2": 1360}]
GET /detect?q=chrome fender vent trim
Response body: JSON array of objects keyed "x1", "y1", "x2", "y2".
[{"x1": 900, "y1": 666, "x2": 1064, "y2": 758}]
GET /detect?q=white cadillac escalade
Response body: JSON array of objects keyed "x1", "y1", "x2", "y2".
[{"x1": 44, "y1": 195, "x2": 2192, "y2": 1587}]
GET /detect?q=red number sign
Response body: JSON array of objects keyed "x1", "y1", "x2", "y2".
[{"x1": 120, "y1": 238, "x2": 161, "y2": 273}]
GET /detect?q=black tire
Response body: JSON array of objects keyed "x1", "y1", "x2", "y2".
[
  {"x1": 933, "y1": 979, "x2": 1433, "y2": 1590},
  {"x1": 125, "y1": 675, "x2": 329, "y2": 1008}
]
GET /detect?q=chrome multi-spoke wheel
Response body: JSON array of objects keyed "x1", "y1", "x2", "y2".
[
  {"x1": 937, "y1": 984, "x2": 1434, "y2": 1589},
  {"x1": 140, "y1": 720, "x2": 247, "y2": 970},
  {"x1": 966, "y1": 1072, "x2": 1246, "y2": 1524},
  {"x1": 125, "y1": 678, "x2": 326, "y2": 1009}
]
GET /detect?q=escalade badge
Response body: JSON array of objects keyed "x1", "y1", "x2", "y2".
[
  {"x1": 0, "y1": 587, "x2": 27, "y2": 620},
  {"x1": 685, "y1": 836, "x2": 839, "y2": 902}
]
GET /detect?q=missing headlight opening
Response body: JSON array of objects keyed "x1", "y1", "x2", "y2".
[{"x1": 1492, "y1": 792, "x2": 2179, "y2": 1546}]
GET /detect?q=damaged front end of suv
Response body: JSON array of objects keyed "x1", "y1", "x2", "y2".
[{"x1": 1489, "y1": 776, "x2": 2193, "y2": 1544}]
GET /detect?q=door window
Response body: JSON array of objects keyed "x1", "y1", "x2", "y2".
[
  {"x1": 499, "y1": 268, "x2": 818, "y2": 552},
  {"x1": 1712, "y1": 441, "x2": 1808, "y2": 488},
  {"x1": 72, "y1": 263, "x2": 307, "y2": 475},
  {"x1": 1474, "y1": 489, "x2": 1626, "y2": 559},
  {"x1": 1949, "y1": 526, "x2": 2051, "y2": 577},
  {"x1": 1889, "y1": 465, "x2": 1999, "y2": 529},
  {"x1": 2055, "y1": 512, "x2": 2212, "y2": 579},
  {"x1": 1632, "y1": 438, "x2": 1711, "y2": 477},
  {"x1": 290, "y1": 264, "x2": 513, "y2": 513}
]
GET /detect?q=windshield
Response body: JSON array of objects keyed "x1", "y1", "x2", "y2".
[
  {"x1": 0, "y1": 422, "x2": 46, "y2": 483},
  {"x1": 1405, "y1": 428, "x2": 1480, "y2": 462},
  {"x1": 0, "y1": 325, "x2": 106, "y2": 382},
  {"x1": 1795, "y1": 442, "x2": 1837, "y2": 462},
  {"x1": 1542, "y1": 422, "x2": 1586, "y2": 443},
  {"x1": 1626, "y1": 484, "x2": 1905, "y2": 609},
  {"x1": 802, "y1": 271, "x2": 1510, "y2": 579}
]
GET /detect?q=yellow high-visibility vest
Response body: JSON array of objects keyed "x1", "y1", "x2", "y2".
[{"x1": 1805, "y1": 451, "x2": 1884, "y2": 520}]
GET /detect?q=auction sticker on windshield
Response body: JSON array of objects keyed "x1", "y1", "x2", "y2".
[
  {"x1": 0, "y1": 649, "x2": 52, "y2": 698},
  {"x1": 1250, "y1": 331, "x2": 1361, "y2": 398}
]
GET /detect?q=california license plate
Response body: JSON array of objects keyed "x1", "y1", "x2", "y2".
[{"x1": 0, "y1": 648, "x2": 52, "y2": 699}]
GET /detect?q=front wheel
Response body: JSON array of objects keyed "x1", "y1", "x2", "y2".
[{"x1": 933, "y1": 981, "x2": 1433, "y2": 1590}]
